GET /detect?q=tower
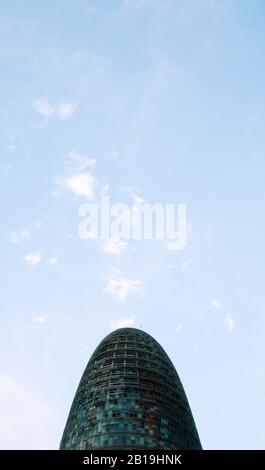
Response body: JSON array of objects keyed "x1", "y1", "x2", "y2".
[{"x1": 60, "y1": 328, "x2": 202, "y2": 449}]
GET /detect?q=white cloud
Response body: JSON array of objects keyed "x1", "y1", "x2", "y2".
[
  {"x1": 32, "y1": 97, "x2": 76, "y2": 121},
  {"x1": 20, "y1": 229, "x2": 31, "y2": 239},
  {"x1": 110, "y1": 150, "x2": 120, "y2": 158},
  {"x1": 130, "y1": 191, "x2": 145, "y2": 204},
  {"x1": 56, "y1": 102, "x2": 76, "y2": 120},
  {"x1": 100, "y1": 181, "x2": 110, "y2": 195},
  {"x1": 0, "y1": 374, "x2": 54, "y2": 449},
  {"x1": 175, "y1": 324, "x2": 182, "y2": 334},
  {"x1": 119, "y1": 186, "x2": 145, "y2": 204},
  {"x1": 50, "y1": 190, "x2": 60, "y2": 198},
  {"x1": 101, "y1": 237, "x2": 128, "y2": 255},
  {"x1": 24, "y1": 252, "x2": 42, "y2": 266},
  {"x1": 210, "y1": 299, "x2": 234, "y2": 331},
  {"x1": 69, "y1": 50, "x2": 104, "y2": 70},
  {"x1": 180, "y1": 259, "x2": 192, "y2": 272},
  {"x1": 33, "y1": 315, "x2": 48, "y2": 324},
  {"x1": 34, "y1": 219, "x2": 43, "y2": 228},
  {"x1": 110, "y1": 316, "x2": 136, "y2": 329},
  {"x1": 211, "y1": 298, "x2": 223, "y2": 309},
  {"x1": 224, "y1": 312, "x2": 235, "y2": 331},
  {"x1": 103, "y1": 277, "x2": 142, "y2": 301},
  {"x1": 64, "y1": 173, "x2": 95, "y2": 200},
  {"x1": 1, "y1": 164, "x2": 13, "y2": 183},
  {"x1": 9, "y1": 229, "x2": 32, "y2": 243},
  {"x1": 67, "y1": 151, "x2": 96, "y2": 172},
  {"x1": 123, "y1": 0, "x2": 170, "y2": 10},
  {"x1": 9, "y1": 231, "x2": 18, "y2": 243},
  {"x1": 70, "y1": 51, "x2": 92, "y2": 67},
  {"x1": 49, "y1": 257, "x2": 58, "y2": 265},
  {"x1": 54, "y1": 151, "x2": 96, "y2": 201},
  {"x1": 32, "y1": 97, "x2": 54, "y2": 119}
]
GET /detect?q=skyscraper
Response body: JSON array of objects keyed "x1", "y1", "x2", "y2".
[{"x1": 60, "y1": 328, "x2": 202, "y2": 449}]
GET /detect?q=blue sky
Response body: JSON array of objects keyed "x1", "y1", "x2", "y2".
[{"x1": 1, "y1": 0, "x2": 265, "y2": 449}]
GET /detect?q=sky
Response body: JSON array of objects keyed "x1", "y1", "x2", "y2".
[{"x1": 1, "y1": 0, "x2": 265, "y2": 450}]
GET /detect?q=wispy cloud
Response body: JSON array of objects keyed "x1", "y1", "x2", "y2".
[
  {"x1": 100, "y1": 181, "x2": 110, "y2": 196},
  {"x1": 211, "y1": 298, "x2": 235, "y2": 332},
  {"x1": 67, "y1": 49, "x2": 105, "y2": 72},
  {"x1": 211, "y1": 298, "x2": 223, "y2": 309},
  {"x1": 122, "y1": 0, "x2": 171, "y2": 10},
  {"x1": 101, "y1": 237, "x2": 128, "y2": 255},
  {"x1": 34, "y1": 219, "x2": 44, "y2": 229},
  {"x1": 56, "y1": 102, "x2": 76, "y2": 120},
  {"x1": 119, "y1": 186, "x2": 145, "y2": 204},
  {"x1": 32, "y1": 97, "x2": 76, "y2": 121},
  {"x1": 32, "y1": 97, "x2": 54, "y2": 119},
  {"x1": 224, "y1": 312, "x2": 235, "y2": 331},
  {"x1": 66, "y1": 151, "x2": 96, "y2": 171},
  {"x1": 1, "y1": 164, "x2": 13, "y2": 183},
  {"x1": 103, "y1": 277, "x2": 142, "y2": 301},
  {"x1": 54, "y1": 151, "x2": 96, "y2": 201},
  {"x1": 63, "y1": 173, "x2": 95, "y2": 199},
  {"x1": 24, "y1": 252, "x2": 42, "y2": 267},
  {"x1": 110, "y1": 316, "x2": 136, "y2": 329},
  {"x1": 33, "y1": 315, "x2": 48, "y2": 324},
  {"x1": 180, "y1": 259, "x2": 192, "y2": 272},
  {"x1": 9, "y1": 229, "x2": 32, "y2": 243},
  {"x1": 175, "y1": 324, "x2": 182, "y2": 334},
  {"x1": 48, "y1": 257, "x2": 58, "y2": 266}
]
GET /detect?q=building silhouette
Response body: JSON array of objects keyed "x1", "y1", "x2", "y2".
[{"x1": 60, "y1": 328, "x2": 202, "y2": 449}]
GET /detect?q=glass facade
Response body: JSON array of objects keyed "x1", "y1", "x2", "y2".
[{"x1": 60, "y1": 328, "x2": 202, "y2": 450}]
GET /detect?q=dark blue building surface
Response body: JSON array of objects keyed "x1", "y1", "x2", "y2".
[{"x1": 60, "y1": 328, "x2": 202, "y2": 449}]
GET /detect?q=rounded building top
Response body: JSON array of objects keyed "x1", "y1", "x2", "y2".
[{"x1": 60, "y1": 327, "x2": 202, "y2": 450}]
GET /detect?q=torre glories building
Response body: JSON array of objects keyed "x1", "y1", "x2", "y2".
[{"x1": 60, "y1": 328, "x2": 202, "y2": 450}]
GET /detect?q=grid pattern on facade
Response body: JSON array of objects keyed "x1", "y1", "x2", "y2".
[{"x1": 60, "y1": 328, "x2": 202, "y2": 450}]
